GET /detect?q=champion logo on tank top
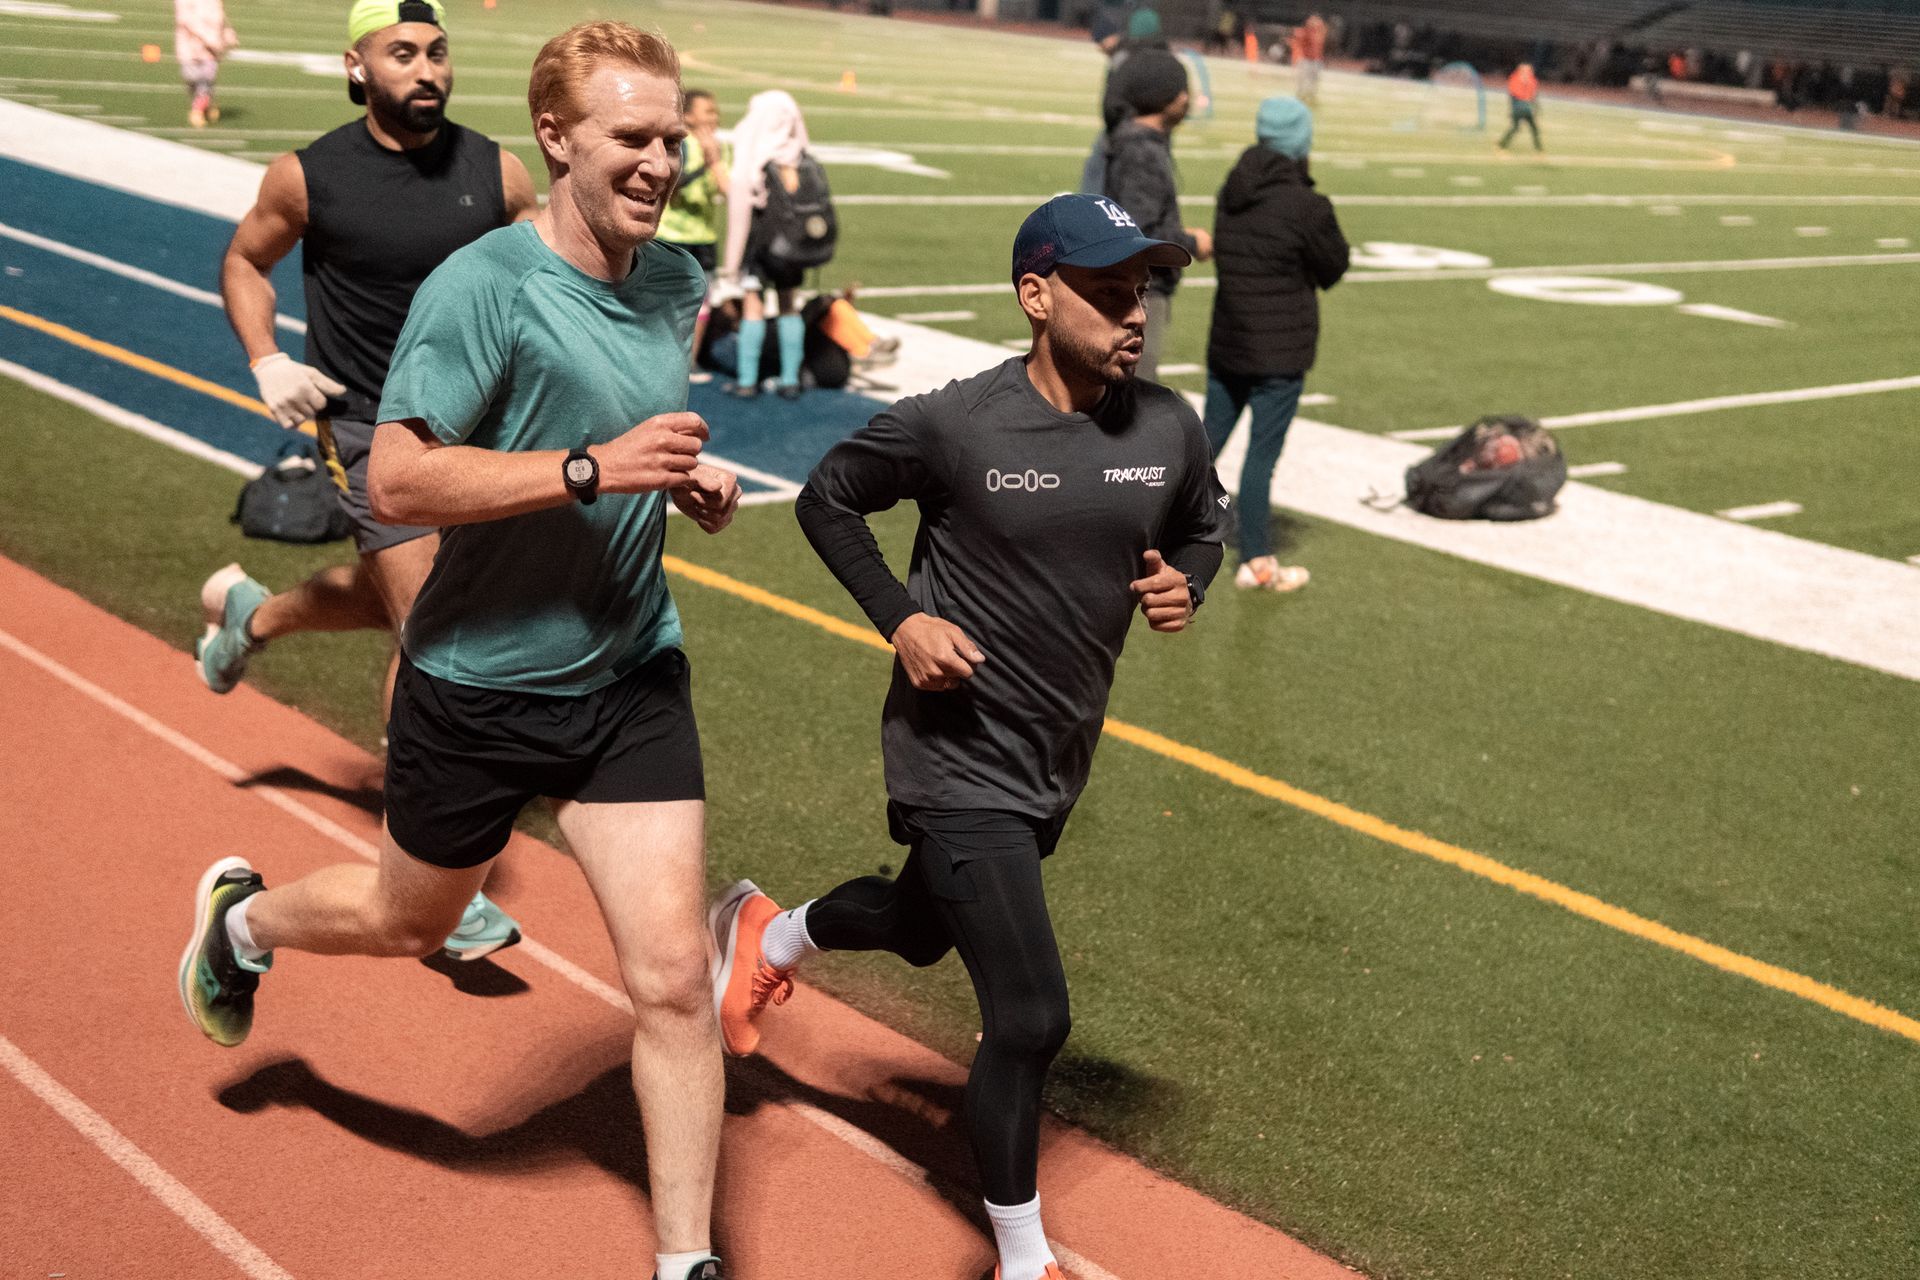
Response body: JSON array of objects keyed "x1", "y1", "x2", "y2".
[{"x1": 1103, "y1": 465, "x2": 1168, "y2": 487}]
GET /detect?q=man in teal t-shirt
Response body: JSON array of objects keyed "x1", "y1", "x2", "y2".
[{"x1": 177, "y1": 22, "x2": 743, "y2": 1280}]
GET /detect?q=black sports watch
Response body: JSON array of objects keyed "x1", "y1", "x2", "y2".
[
  {"x1": 1183, "y1": 571, "x2": 1206, "y2": 615},
  {"x1": 563, "y1": 446, "x2": 599, "y2": 505}
]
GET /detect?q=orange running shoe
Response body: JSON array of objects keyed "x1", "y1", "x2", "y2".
[
  {"x1": 993, "y1": 1265, "x2": 1066, "y2": 1279},
  {"x1": 709, "y1": 879, "x2": 795, "y2": 1057}
]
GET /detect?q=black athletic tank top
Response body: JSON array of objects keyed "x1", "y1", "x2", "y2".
[{"x1": 298, "y1": 119, "x2": 507, "y2": 417}]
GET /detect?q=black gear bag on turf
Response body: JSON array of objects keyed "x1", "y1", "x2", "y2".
[
  {"x1": 759, "y1": 155, "x2": 838, "y2": 272},
  {"x1": 1403, "y1": 416, "x2": 1567, "y2": 521},
  {"x1": 231, "y1": 442, "x2": 353, "y2": 544}
]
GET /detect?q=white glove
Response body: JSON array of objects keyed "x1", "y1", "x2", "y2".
[{"x1": 250, "y1": 352, "x2": 346, "y2": 428}]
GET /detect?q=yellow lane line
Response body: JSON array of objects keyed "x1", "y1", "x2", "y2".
[
  {"x1": 20, "y1": 313, "x2": 1914, "y2": 1047},
  {"x1": 1, "y1": 304, "x2": 274, "y2": 421},
  {"x1": 665, "y1": 555, "x2": 1920, "y2": 1046}
]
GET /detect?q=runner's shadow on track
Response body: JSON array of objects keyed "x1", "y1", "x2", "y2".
[
  {"x1": 236, "y1": 765, "x2": 383, "y2": 816},
  {"x1": 417, "y1": 951, "x2": 533, "y2": 996},
  {"x1": 216, "y1": 1055, "x2": 654, "y2": 1186}
]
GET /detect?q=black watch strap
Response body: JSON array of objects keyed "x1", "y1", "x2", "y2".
[
  {"x1": 1183, "y1": 571, "x2": 1205, "y2": 614},
  {"x1": 563, "y1": 446, "x2": 599, "y2": 505}
]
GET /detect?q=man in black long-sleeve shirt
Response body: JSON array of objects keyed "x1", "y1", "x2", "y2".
[{"x1": 708, "y1": 195, "x2": 1229, "y2": 1280}]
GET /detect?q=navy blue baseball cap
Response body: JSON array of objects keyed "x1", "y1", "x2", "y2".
[{"x1": 1011, "y1": 193, "x2": 1192, "y2": 284}]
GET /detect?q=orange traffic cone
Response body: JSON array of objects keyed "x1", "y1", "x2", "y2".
[
  {"x1": 1244, "y1": 30, "x2": 1259, "y2": 63},
  {"x1": 140, "y1": 43, "x2": 161, "y2": 62},
  {"x1": 838, "y1": 69, "x2": 857, "y2": 93}
]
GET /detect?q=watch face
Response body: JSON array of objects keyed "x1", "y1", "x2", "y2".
[{"x1": 565, "y1": 456, "x2": 595, "y2": 486}]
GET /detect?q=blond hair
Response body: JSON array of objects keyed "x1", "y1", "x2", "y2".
[{"x1": 527, "y1": 20, "x2": 679, "y2": 132}]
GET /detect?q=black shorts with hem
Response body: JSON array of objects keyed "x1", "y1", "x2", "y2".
[
  {"x1": 885, "y1": 802, "x2": 1070, "y2": 903},
  {"x1": 385, "y1": 648, "x2": 704, "y2": 868}
]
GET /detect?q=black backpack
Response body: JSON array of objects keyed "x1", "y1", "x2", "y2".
[
  {"x1": 1403, "y1": 416, "x2": 1567, "y2": 521},
  {"x1": 231, "y1": 442, "x2": 353, "y2": 543},
  {"x1": 759, "y1": 154, "x2": 838, "y2": 272}
]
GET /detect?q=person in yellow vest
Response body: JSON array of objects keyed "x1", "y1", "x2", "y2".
[
  {"x1": 658, "y1": 88, "x2": 729, "y2": 363},
  {"x1": 1499, "y1": 63, "x2": 1543, "y2": 151}
]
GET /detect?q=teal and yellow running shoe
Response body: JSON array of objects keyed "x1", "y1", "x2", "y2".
[
  {"x1": 195, "y1": 564, "x2": 269, "y2": 694},
  {"x1": 178, "y1": 856, "x2": 271, "y2": 1047},
  {"x1": 438, "y1": 891, "x2": 522, "y2": 962}
]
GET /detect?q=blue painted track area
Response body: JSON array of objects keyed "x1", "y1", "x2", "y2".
[{"x1": 0, "y1": 156, "x2": 883, "y2": 490}]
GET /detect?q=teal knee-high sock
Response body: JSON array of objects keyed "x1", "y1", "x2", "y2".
[
  {"x1": 776, "y1": 313, "x2": 805, "y2": 388},
  {"x1": 735, "y1": 317, "x2": 767, "y2": 389}
]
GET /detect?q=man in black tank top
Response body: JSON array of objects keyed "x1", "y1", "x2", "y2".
[{"x1": 201, "y1": 0, "x2": 536, "y2": 957}]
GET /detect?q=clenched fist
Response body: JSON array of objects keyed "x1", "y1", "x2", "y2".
[
  {"x1": 1129, "y1": 549, "x2": 1193, "y2": 632},
  {"x1": 891, "y1": 612, "x2": 986, "y2": 692},
  {"x1": 596, "y1": 412, "x2": 709, "y2": 494}
]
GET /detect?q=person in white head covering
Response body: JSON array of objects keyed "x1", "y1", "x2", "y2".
[{"x1": 719, "y1": 90, "x2": 813, "y2": 398}]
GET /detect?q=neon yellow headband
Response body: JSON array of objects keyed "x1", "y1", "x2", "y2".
[{"x1": 347, "y1": 0, "x2": 446, "y2": 49}]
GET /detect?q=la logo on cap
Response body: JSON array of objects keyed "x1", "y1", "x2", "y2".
[{"x1": 1093, "y1": 198, "x2": 1137, "y2": 229}]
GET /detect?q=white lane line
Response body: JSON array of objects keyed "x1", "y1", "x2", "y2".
[
  {"x1": 699, "y1": 451, "x2": 802, "y2": 497},
  {"x1": 1389, "y1": 166, "x2": 1425, "y2": 177},
  {"x1": 1300, "y1": 392, "x2": 1336, "y2": 407},
  {"x1": 1794, "y1": 226, "x2": 1830, "y2": 237},
  {"x1": 892, "y1": 309, "x2": 976, "y2": 323},
  {"x1": 1567, "y1": 461, "x2": 1628, "y2": 478},
  {"x1": 1879, "y1": 237, "x2": 1912, "y2": 248},
  {"x1": 1390, "y1": 374, "x2": 1920, "y2": 440},
  {"x1": 1156, "y1": 362, "x2": 1202, "y2": 376},
  {"x1": 0, "y1": 1033, "x2": 297, "y2": 1280},
  {"x1": 1719, "y1": 500, "x2": 1803, "y2": 522},
  {"x1": 1720, "y1": 215, "x2": 1756, "y2": 226},
  {"x1": 0, "y1": 220, "x2": 306, "y2": 334},
  {"x1": 1449, "y1": 175, "x2": 1483, "y2": 186},
  {"x1": 856, "y1": 252, "x2": 1920, "y2": 298},
  {"x1": 0, "y1": 358, "x2": 262, "y2": 476},
  {"x1": 835, "y1": 193, "x2": 1920, "y2": 210},
  {"x1": 1676, "y1": 303, "x2": 1792, "y2": 328},
  {"x1": 0, "y1": 625, "x2": 1131, "y2": 1280},
  {"x1": 0, "y1": 3, "x2": 121, "y2": 20}
]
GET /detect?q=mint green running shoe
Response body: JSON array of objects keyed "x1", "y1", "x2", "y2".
[
  {"x1": 439, "y1": 892, "x2": 522, "y2": 962},
  {"x1": 178, "y1": 856, "x2": 271, "y2": 1048},
  {"x1": 195, "y1": 563, "x2": 269, "y2": 694}
]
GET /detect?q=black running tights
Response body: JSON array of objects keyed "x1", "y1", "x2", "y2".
[{"x1": 804, "y1": 823, "x2": 1070, "y2": 1205}]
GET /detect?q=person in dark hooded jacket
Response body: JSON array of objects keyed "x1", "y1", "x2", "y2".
[
  {"x1": 1101, "y1": 47, "x2": 1212, "y2": 383},
  {"x1": 1204, "y1": 95, "x2": 1349, "y2": 592}
]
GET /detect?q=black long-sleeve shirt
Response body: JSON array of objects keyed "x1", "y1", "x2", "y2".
[{"x1": 796, "y1": 358, "x2": 1228, "y2": 818}]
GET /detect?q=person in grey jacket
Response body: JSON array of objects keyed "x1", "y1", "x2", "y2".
[
  {"x1": 1100, "y1": 47, "x2": 1212, "y2": 382},
  {"x1": 1204, "y1": 95, "x2": 1349, "y2": 591}
]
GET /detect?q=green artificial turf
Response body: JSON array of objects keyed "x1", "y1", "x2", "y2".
[{"x1": 5, "y1": 3, "x2": 1920, "y2": 1274}]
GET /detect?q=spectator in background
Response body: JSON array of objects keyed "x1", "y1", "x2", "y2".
[
  {"x1": 1499, "y1": 62, "x2": 1543, "y2": 151},
  {"x1": 1295, "y1": 13, "x2": 1328, "y2": 104},
  {"x1": 1100, "y1": 7, "x2": 1170, "y2": 130},
  {"x1": 174, "y1": 0, "x2": 236, "y2": 128},
  {"x1": 1204, "y1": 96, "x2": 1347, "y2": 592},
  {"x1": 658, "y1": 88, "x2": 730, "y2": 369},
  {"x1": 721, "y1": 89, "x2": 814, "y2": 400},
  {"x1": 1101, "y1": 48, "x2": 1211, "y2": 382}
]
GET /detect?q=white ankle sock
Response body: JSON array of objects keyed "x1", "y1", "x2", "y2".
[
  {"x1": 985, "y1": 1194, "x2": 1055, "y2": 1280},
  {"x1": 225, "y1": 893, "x2": 268, "y2": 962},
  {"x1": 654, "y1": 1249, "x2": 716, "y2": 1280},
  {"x1": 761, "y1": 900, "x2": 819, "y2": 971}
]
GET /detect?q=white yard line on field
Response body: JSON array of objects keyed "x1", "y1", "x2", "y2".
[
  {"x1": 1391, "y1": 375, "x2": 1920, "y2": 440},
  {"x1": 1719, "y1": 500, "x2": 1804, "y2": 522}
]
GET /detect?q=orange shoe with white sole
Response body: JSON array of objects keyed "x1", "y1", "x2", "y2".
[
  {"x1": 994, "y1": 1265, "x2": 1066, "y2": 1280},
  {"x1": 709, "y1": 879, "x2": 795, "y2": 1057}
]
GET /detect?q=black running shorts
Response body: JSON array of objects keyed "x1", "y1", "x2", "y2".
[
  {"x1": 885, "y1": 803, "x2": 1071, "y2": 902},
  {"x1": 385, "y1": 648, "x2": 705, "y2": 868}
]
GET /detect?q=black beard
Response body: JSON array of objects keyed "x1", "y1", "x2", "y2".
[
  {"x1": 1052, "y1": 323, "x2": 1135, "y2": 387},
  {"x1": 397, "y1": 96, "x2": 446, "y2": 132}
]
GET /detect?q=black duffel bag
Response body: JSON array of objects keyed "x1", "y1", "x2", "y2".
[
  {"x1": 231, "y1": 441, "x2": 352, "y2": 543},
  {"x1": 1404, "y1": 415, "x2": 1567, "y2": 521}
]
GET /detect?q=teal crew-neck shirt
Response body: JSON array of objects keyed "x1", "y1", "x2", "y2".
[{"x1": 378, "y1": 221, "x2": 706, "y2": 695}]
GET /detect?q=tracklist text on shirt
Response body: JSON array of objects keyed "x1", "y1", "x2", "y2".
[{"x1": 1103, "y1": 465, "x2": 1169, "y2": 487}]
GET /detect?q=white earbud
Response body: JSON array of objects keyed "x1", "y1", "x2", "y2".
[{"x1": 351, "y1": 67, "x2": 366, "y2": 83}]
